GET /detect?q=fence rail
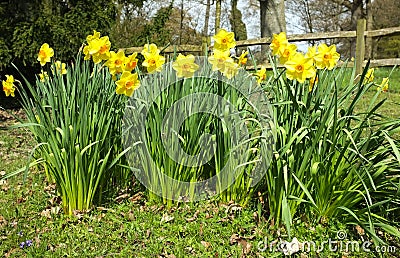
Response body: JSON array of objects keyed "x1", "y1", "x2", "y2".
[{"x1": 122, "y1": 19, "x2": 400, "y2": 73}]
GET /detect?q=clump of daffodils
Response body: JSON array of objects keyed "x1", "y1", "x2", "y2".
[
  {"x1": 2, "y1": 29, "x2": 345, "y2": 98},
  {"x1": 207, "y1": 29, "x2": 249, "y2": 79},
  {"x1": 269, "y1": 32, "x2": 340, "y2": 87}
]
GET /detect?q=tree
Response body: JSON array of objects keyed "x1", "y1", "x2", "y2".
[
  {"x1": 229, "y1": 0, "x2": 247, "y2": 54},
  {"x1": 0, "y1": 0, "x2": 147, "y2": 105},
  {"x1": 215, "y1": 0, "x2": 222, "y2": 33},
  {"x1": 259, "y1": 0, "x2": 286, "y2": 56},
  {"x1": 0, "y1": 0, "x2": 120, "y2": 72}
]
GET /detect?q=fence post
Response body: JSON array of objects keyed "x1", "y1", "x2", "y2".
[
  {"x1": 355, "y1": 19, "x2": 366, "y2": 75},
  {"x1": 202, "y1": 36, "x2": 210, "y2": 55}
]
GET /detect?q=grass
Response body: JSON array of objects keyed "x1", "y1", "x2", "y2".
[
  {"x1": 1, "y1": 168, "x2": 398, "y2": 257},
  {"x1": 356, "y1": 67, "x2": 400, "y2": 119},
  {"x1": 1, "y1": 66, "x2": 400, "y2": 257}
]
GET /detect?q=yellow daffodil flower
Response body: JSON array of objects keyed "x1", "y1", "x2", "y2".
[
  {"x1": 222, "y1": 59, "x2": 239, "y2": 79},
  {"x1": 278, "y1": 43, "x2": 297, "y2": 64},
  {"x1": 105, "y1": 51, "x2": 128, "y2": 75},
  {"x1": 172, "y1": 54, "x2": 199, "y2": 78},
  {"x1": 363, "y1": 68, "x2": 374, "y2": 84},
  {"x1": 254, "y1": 66, "x2": 267, "y2": 84},
  {"x1": 377, "y1": 77, "x2": 389, "y2": 92},
  {"x1": 270, "y1": 32, "x2": 288, "y2": 56},
  {"x1": 208, "y1": 49, "x2": 232, "y2": 72},
  {"x1": 142, "y1": 44, "x2": 159, "y2": 55},
  {"x1": 238, "y1": 50, "x2": 248, "y2": 66},
  {"x1": 314, "y1": 44, "x2": 340, "y2": 70},
  {"x1": 141, "y1": 44, "x2": 165, "y2": 74},
  {"x1": 213, "y1": 29, "x2": 236, "y2": 51},
  {"x1": 83, "y1": 33, "x2": 111, "y2": 64},
  {"x1": 86, "y1": 30, "x2": 100, "y2": 44},
  {"x1": 39, "y1": 71, "x2": 49, "y2": 82},
  {"x1": 284, "y1": 52, "x2": 316, "y2": 83},
  {"x1": 53, "y1": 61, "x2": 67, "y2": 75},
  {"x1": 124, "y1": 52, "x2": 139, "y2": 72},
  {"x1": 115, "y1": 71, "x2": 140, "y2": 97},
  {"x1": 305, "y1": 46, "x2": 317, "y2": 63},
  {"x1": 37, "y1": 43, "x2": 54, "y2": 66},
  {"x1": 2, "y1": 75, "x2": 15, "y2": 97}
]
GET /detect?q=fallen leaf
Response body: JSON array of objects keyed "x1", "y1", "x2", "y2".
[
  {"x1": 129, "y1": 192, "x2": 143, "y2": 203},
  {"x1": 97, "y1": 207, "x2": 115, "y2": 213},
  {"x1": 230, "y1": 234, "x2": 241, "y2": 245},
  {"x1": 17, "y1": 197, "x2": 26, "y2": 204},
  {"x1": 201, "y1": 241, "x2": 211, "y2": 249},
  {"x1": 355, "y1": 225, "x2": 365, "y2": 235},
  {"x1": 51, "y1": 206, "x2": 60, "y2": 215},
  {"x1": 49, "y1": 196, "x2": 61, "y2": 206},
  {"x1": 115, "y1": 193, "x2": 129, "y2": 203},
  {"x1": 43, "y1": 183, "x2": 56, "y2": 192},
  {"x1": 0, "y1": 215, "x2": 7, "y2": 227},
  {"x1": 40, "y1": 209, "x2": 52, "y2": 219},
  {"x1": 160, "y1": 213, "x2": 174, "y2": 223},
  {"x1": 186, "y1": 210, "x2": 200, "y2": 222},
  {"x1": 253, "y1": 211, "x2": 259, "y2": 223},
  {"x1": 240, "y1": 239, "x2": 251, "y2": 255}
]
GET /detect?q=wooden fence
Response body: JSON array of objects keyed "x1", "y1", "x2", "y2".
[{"x1": 123, "y1": 19, "x2": 400, "y2": 74}]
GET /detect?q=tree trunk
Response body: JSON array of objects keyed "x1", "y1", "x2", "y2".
[
  {"x1": 259, "y1": 0, "x2": 286, "y2": 57},
  {"x1": 365, "y1": 0, "x2": 373, "y2": 59},
  {"x1": 179, "y1": 0, "x2": 184, "y2": 45},
  {"x1": 230, "y1": 0, "x2": 247, "y2": 54},
  {"x1": 215, "y1": 0, "x2": 222, "y2": 33},
  {"x1": 203, "y1": 0, "x2": 211, "y2": 36}
]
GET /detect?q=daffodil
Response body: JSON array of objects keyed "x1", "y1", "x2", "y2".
[
  {"x1": 115, "y1": 71, "x2": 140, "y2": 97},
  {"x1": 208, "y1": 49, "x2": 232, "y2": 72},
  {"x1": 83, "y1": 33, "x2": 111, "y2": 64},
  {"x1": 363, "y1": 68, "x2": 374, "y2": 84},
  {"x1": 305, "y1": 46, "x2": 317, "y2": 63},
  {"x1": 278, "y1": 43, "x2": 297, "y2": 64},
  {"x1": 37, "y1": 43, "x2": 54, "y2": 66},
  {"x1": 142, "y1": 44, "x2": 159, "y2": 55},
  {"x1": 270, "y1": 32, "x2": 288, "y2": 56},
  {"x1": 254, "y1": 66, "x2": 267, "y2": 84},
  {"x1": 86, "y1": 30, "x2": 100, "y2": 44},
  {"x1": 141, "y1": 44, "x2": 165, "y2": 73},
  {"x1": 213, "y1": 29, "x2": 236, "y2": 51},
  {"x1": 2, "y1": 75, "x2": 15, "y2": 97},
  {"x1": 238, "y1": 50, "x2": 248, "y2": 66},
  {"x1": 105, "y1": 51, "x2": 128, "y2": 75},
  {"x1": 284, "y1": 52, "x2": 316, "y2": 83},
  {"x1": 377, "y1": 77, "x2": 389, "y2": 92},
  {"x1": 124, "y1": 52, "x2": 138, "y2": 72},
  {"x1": 39, "y1": 71, "x2": 49, "y2": 82},
  {"x1": 314, "y1": 44, "x2": 340, "y2": 70},
  {"x1": 53, "y1": 61, "x2": 67, "y2": 75},
  {"x1": 222, "y1": 59, "x2": 239, "y2": 79},
  {"x1": 172, "y1": 54, "x2": 199, "y2": 78}
]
